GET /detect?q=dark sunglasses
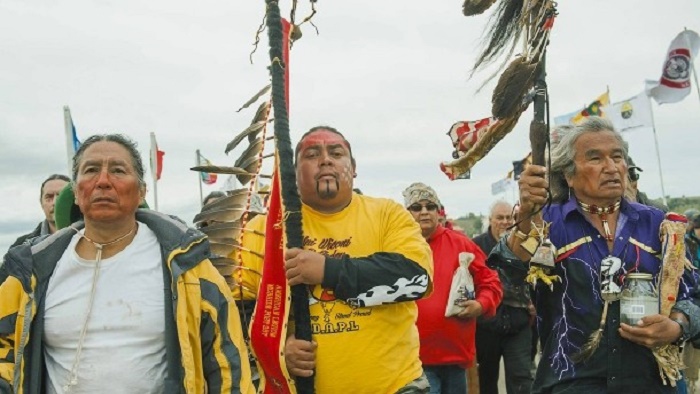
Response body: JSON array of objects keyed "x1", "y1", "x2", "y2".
[{"x1": 408, "y1": 203, "x2": 439, "y2": 212}]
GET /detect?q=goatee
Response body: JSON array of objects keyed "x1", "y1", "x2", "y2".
[{"x1": 316, "y1": 179, "x2": 339, "y2": 199}]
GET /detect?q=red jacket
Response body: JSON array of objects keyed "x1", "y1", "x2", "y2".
[{"x1": 416, "y1": 225, "x2": 502, "y2": 368}]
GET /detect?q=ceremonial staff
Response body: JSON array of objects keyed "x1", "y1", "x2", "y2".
[{"x1": 265, "y1": 1, "x2": 314, "y2": 392}]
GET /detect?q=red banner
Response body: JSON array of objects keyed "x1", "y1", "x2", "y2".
[{"x1": 249, "y1": 170, "x2": 293, "y2": 393}]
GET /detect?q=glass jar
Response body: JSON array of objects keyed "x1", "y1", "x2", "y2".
[{"x1": 620, "y1": 273, "x2": 659, "y2": 325}]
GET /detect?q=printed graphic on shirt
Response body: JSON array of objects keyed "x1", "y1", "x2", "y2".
[
  {"x1": 302, "y1": 234, "x2": 352, "y2": 259},
  {"x1": 346, "y1": 275, "x2": 429, "y2": 308},
  {"x1": 303, "y1": 233, "x2": 428, "y2": 335}
]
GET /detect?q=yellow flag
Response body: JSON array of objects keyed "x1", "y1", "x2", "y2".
[{"x1": 570, "y1": 91, "x2": 610, "y2": 125}]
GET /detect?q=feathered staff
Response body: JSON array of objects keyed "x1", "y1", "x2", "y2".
[
  {"x1": 264, "y1": 2, "x2": 315, "y2": 393},
  {"x1": 441, "y1": 0, "x2": 556, "y2": 179},
  {"x1": 650, "y1": 214, "x2": 692, "y2": 387}
]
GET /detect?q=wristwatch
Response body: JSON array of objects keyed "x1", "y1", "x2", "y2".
[{"x1": 671, "y1": 317, "x2": 691, "y2": 347}]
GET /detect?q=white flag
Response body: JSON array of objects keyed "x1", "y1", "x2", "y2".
[
  {"x1": 646, "y1": 30, "x2": 700, "y2": 104},
  {"x1": 608, "y1": 92, "x2": 653, "y2": 132},
  {"x1": 491, "y1": 178, "x2": 511, "y2": 195}
]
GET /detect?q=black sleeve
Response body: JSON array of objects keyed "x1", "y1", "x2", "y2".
[{"x1": 321, "y1": 252, "x2": 429, "y2": 308}]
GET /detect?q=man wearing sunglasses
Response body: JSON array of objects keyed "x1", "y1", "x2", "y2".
[
  {"x1": 403, "y1": 182, "x2": 502, "y2": 394},
  {"x1": 624, "y1": 157, "x2": 668, "y2": 212}
]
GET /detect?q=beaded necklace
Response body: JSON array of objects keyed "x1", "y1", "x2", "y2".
[{"x1": 577, "y1": 200, "x2": 621, "y2": 242}]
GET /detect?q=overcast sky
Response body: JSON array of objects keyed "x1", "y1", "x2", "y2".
[{"x1": 1, "y1": 0, "x2": 699, "y2": 252}]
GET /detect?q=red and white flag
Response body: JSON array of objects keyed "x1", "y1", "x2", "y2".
[
  {"x1": 149, "y1": 132, "x2": 165, "y2": 181},
  {"x1": 447, "y1": 117, "x2": 496, "y2": 157},
  {"x1": 646, "y1": 30, "x2": 700, "y2": 104}
]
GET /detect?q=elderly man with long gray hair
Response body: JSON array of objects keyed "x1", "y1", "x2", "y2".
[{"x1": 488, "y1": 117, "x2": 700, "y2": 393}]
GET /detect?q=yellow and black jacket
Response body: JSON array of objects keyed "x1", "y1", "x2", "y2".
[{"x1": 0, "y1": 209, "x2": 254, "y2": 394}]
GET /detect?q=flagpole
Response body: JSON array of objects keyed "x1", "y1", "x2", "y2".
[
  {"x1": 149, "y1": 132, "x2": 159, "y2": 211},
  {"x1": 648, "y1": 104, "x2": 668, "y2": 207},
  {"x1": 152, "y1": 173, "x2": 159, "y2": 212},
  {"x1": 196, "y1": 149, "x2": 204, "y2": 208},
  {"x1": 63, "y1": 106, "x2": 75, "y2": 175},
  {"x1": 684, "y1": 27, "x2": 700, "y2": 105},
  {"x1": 691, "y1": 60, "x2": 700, "y2": 105}
]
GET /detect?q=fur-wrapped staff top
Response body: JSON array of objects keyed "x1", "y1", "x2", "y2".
[{"x1": 440, "y1": 0, "x2": 557, "y2": 180}]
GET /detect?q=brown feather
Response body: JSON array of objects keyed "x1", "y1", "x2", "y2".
[
  {"x1": 210, "y1": 257, "x2": 238, "y2": 276},
  {"x1": 234, "y1": 137, "x2": 264, "y2": 167},
  {"x1": 492, "y1": 56, "x2": 538, "y2": 119},
  {"x1": 193, "y1": 207, "x2": 246, "y2": 225},
  {"x1": 203, "y1": 221, "x2": 265, "y2": 238},
  {"x1": 190, "y1": 165, "x2": 253, "y2": 176},
  {"x1": 251, "y1": 101, "x2": 271, "y2": 124},
  {"x1": 462, "y1": 0, "x2": 498, "y2": 16},
  {"x1": 200, "y1": 189, "x2": 250, "y2": 213},
  {"x1": 208, "y1": 238, "x2": 239, "y2": 258},
  {"x1": 236, "y1": 84, "x2": 271, "y2": 112},
  {"x1": 201, "y1": 221, "x2": 243, "y2": 240},
  {"x1": 471, "y1": 0, "x2": 526, "y2": 73},
  {"x1": 572, "y1": 300, "x2": 609, "y2": 363},
  {"x1": 234, "y1": 138, "x2": 264, "y2": 185},
  {"x1": 210, "y1": 256, "x2": 238, "y2": 267},
  {"x1": 225, "y1": 121, "x2": 269, "y2": 154},
  {"x1": 235, "y1": 155, "x2": 261, "y2": 174}
]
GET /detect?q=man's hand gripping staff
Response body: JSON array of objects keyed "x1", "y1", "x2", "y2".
[{"x1": 509, "y1": 165, "x2": 561, "y2": 289}]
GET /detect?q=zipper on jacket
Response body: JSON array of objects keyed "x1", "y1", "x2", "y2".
[{"x1": 14, "y1": 291, "x2": 34, "y2": 390}]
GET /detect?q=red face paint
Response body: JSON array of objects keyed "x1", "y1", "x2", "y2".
[
  {"x1": 295, "y1": 129, "x2": 355, "y2": 213},
  {"x1": 296, "y1": 130, "x2": 351, "y2": 156}
]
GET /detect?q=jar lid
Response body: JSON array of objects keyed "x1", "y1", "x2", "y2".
[{"x1": 627, "y1": 273, "x2": 653, "y2": 280}]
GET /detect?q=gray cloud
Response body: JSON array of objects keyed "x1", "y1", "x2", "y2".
[{"x1": 1, "y1": 0, "x2": 699, "y2": 253}]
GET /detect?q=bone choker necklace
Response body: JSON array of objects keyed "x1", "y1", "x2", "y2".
[
  {"x1": 80, "y1": 225, "x2": 137, "y2": 260},
  {"x1": 577, "y1": 200, "x2": 621, "y2": 241},
  {"x1": 64, "y1": 223, "x2": 137, "y2": 392}
]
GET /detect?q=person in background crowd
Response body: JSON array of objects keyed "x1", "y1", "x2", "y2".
[
  {"x1": 624, "y1": 157, "x2": 668, "y2": 212},
  {"x1": 0, "y1": 134, "x2": 254, "y2": 393},
  {"x1": 437, "y1": 204, "x2": 455, "y2": 230},
  {"x1": 10, "y1": 174, "x2": 70, "y2": 248},
  {"x1": 203, "y1": 190, "x2": 227, "y2": 207},
  {"x1": 685, "y1": 210, "x2": 700, "y2": 234},
  {"x1": 197, "y1": 190, "x2": 228, "y2": 229},
  {"x1": 403, "y1": 182, "x2": 502, "y2": 394},
  {"x1": 473, "y1": 200, "x2": 534, "y2": 394}
]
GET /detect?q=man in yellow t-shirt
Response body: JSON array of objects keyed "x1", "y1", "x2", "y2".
[{"x1": 238, "y1": 126, "x2": 433, "y2": 393}]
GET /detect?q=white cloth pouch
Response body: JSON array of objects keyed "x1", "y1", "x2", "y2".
[{"x1": 445, "y1": 252, "x2": 476, "y2": 317}]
